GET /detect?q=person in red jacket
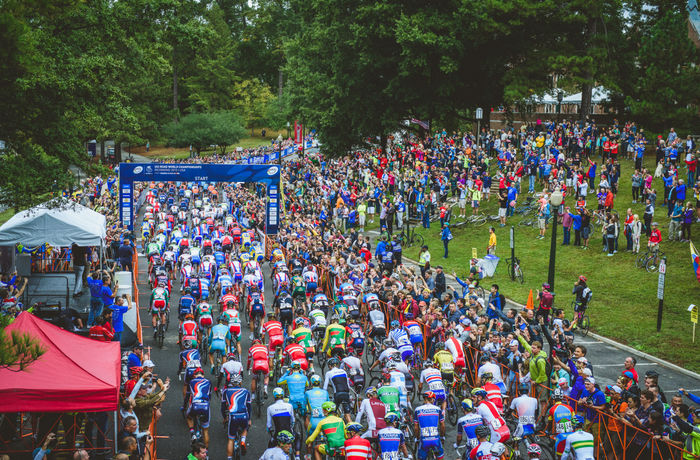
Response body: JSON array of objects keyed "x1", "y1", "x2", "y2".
[
  {"x1": 648, "y1": 222, "x2": 662, "y2": 251},
  {"x1": 89, "y1": 315, "x2": 114, "y2": 342},
  {"x1": 344, "y1": 423, "x2": 372, "y2": 460}
]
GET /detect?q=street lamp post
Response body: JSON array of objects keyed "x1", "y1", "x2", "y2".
[
  {"x1": 547, "y1": 189, "x2": 564, "y2": 290},
  {"x1": 287, "y1": 121, "x2": 291, "y2": 139},
  {"x1": 475, "y1": 107, "x2": 483, "y2": 148}
]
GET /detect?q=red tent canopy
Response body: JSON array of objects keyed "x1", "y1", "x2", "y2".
[{"x1": 0, "y1": 312, "x2": 120, "y2": 412}]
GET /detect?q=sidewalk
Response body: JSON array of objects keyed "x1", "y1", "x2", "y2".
[{"x1": 363, "y1": 228, "x2": 700, "y2": 393}]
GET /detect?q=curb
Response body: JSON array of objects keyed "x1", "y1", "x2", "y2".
[{"x1": 398, "y1": 254, "x2": 700, "y2": 381}]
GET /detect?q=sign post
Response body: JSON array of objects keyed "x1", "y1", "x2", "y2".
[
  {"x1": 657, "y1": 258, "x2": 666, "y2": 332},
  {"x1": 510, "y1": 226, "x2": 515, "y2": 281},
  {"x1": 475, "y1": 108, "x2": 483, "y2": 147},
  {"x1": 689, "y1": 304, "x2": 698, "y2": 343}
]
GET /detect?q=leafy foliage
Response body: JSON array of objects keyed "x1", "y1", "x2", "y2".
[
  {"x1": 0, "y1": 315, "x2": 45, "y2": 372},
  {"x1": 165, "y1": 111, "x2": 246, "y2": 154}
]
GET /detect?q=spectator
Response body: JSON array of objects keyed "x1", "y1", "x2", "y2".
[
  {"x1": 486, "y1": 226, "x2": 497, "y2": 255},
  {"x1": 433, "y1": 266, "x2": 446, "y2": 300},
  {"x1": 71, "y1": 244, "x2": 87, "y2": 297},
  {"x1": 118, "y1": 239, "x2": 135, "y2": 271},
  {"x1": 440, "y1": 223, "x2": 452, "y2": 258},
  {"x1": 109, "y1": 295, "x2": 131, "y2": 343},
  {"x1": 88, "y1": 315, "x2": 114, "y2": 342},
  {"x1": 86, "y1": 270, "x2": 104, "y2": 327},
  {"x1": 578, "y1": 377, "x2": 606, "y2": 444},
  {"x1": 187, "y1": 442, "x2": 208, "y2": 460}
]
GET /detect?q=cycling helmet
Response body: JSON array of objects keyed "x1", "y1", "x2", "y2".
[
  {"x1": 385, "y1": 412, "x2": 401, "y2": 424},
  {"x1": 327, "y1": 357, "x2": 340, "y2": 368},
  {"x1": 272, "y1": 387, "x2": 285, "y2": 399},
  {"x1": 229, "y1": 373, "x2": 243, "y2": 386},
  {"x1": 527, "y1": 443, "x2": 542, "y2": 456},
  {"x1": 295, "y1": 307, "x2": 306, "y2": 316},
  {"x1": 424, "y1": 360, "x2": 434, "y2": 368},
  {"x1": 365, "y1": 386, "x2": 377, "y2": 397},
  {"x1": 267, "y1": 311, "x2": 276, "y2": 318},
  {"x1": 386, "y1": 361, "x2": 397, "y2": 371},
  {"x1": 491, "y1": 443, "x2": 507, "y2": 456},
  {"x1": 183, "y1": 339, "x2": 193, "y2": 349},
  {"x1": 227, "y1": 352, "x2": 237, "y2": 360},
  {"x1": 184, "y1": 313, "x2": 195, "y2": 321},
  {"x1": 475, "y1": 425, "x2": 491, "y2": 439},
  {"x1": 252, "y1": 339, "x2": 262, "y2": 345},
  {"x1": 382, "y1": 372, "x2": 392, "y2": 381},
  {"x1": 194, "y1": 367, "x2": 204, "y2": 375},
  {"x1": 434, "y1": 342, "x2": 445, "y2": 351},
  {"x1": 423, "y1": 391, "x2": 436, "y2": 400},
  {"x1": 277, "y1": 430, "x2": 295, "y2": 444},
  {"x1": 346, "y1": 423, "x2": 363, "y2": 434},
  {"x1": 310, "y1": 374, "x2": 321, "y2": 386},
  {"x1": 390, "y1": 320, "x2": 400, "y2": 329},
  {"x1": 382, "y1": 339, "x2": 394, "y2": 347},
  {"x1": 330, "y1": 314, "x2": 340, "y2": 322},
  {"x1": 542, "y1": 283, "x2": 551, "y2": 290},
  {"x1": 184, "y1": 287, "x2": 192, "y2": 293},
  {"x1": 471, "y1": 387, "x2": 488, "y2": 398},
  {"x1": 291, "y1": 361, "x2": 301, "y2": 370},
  {"x1": 481, "y1": 371, "x2": 493, "y2": 381},
  {"x1": 218, "y1": 315, "x2": 228, "y2": 323},
  {"x1": 579, "y1": 275, "x2": 587, "y2": 283},
  {"x1": 461, "y1": 398, "x2": 474, "y2": 411},
  {"x1": 294, "y1": 317, "x2": 306, "y2": 327},
  {"x1": 322, "y1": 401, "x2": 337, "y2": 413},
  {"x1": 552, "y1": 388, "x2": 564, "y2": 400},
  {"x1": 573, "y1": 415, "x2": 586, "y2": 428}
]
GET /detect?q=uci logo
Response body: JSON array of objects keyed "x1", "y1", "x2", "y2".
[
  {"x1": 267, "y1": 166, "x2": 279, "y2": 175},
  {"x1": 133, "y1": 166, "x2": 143, "y2": 174}
]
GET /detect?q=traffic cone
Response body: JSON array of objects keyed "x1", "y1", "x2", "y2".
[{"x1": 526, "y1": 289, "x2": 534, "y2": 310}]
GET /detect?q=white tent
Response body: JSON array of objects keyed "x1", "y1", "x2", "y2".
[
  {"x1": 561, "y1": 86, "x2": 610, "y2": 104},
  {"x1": 0, "y1": 199, "x2": 106, "y2": 247}
]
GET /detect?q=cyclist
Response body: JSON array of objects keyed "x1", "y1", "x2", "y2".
[
  {"x1": 560, "y1": 415, "x2": 594, "y2": 460},
  {"x1": 179, "y1": 339, "x2": 201, "y2": 399},
  {"x1": 389, "y1": 320, "x2": 414, "y2": 363},
  {"x1": 355, "y1": 386, "x2": 386, "y2": 440},
  {"x1": 370, "y1": 339, "x2": 399, "y2": 373},
  {"x1": 571, "y1": 275, "x2": 592, "y2": 328},
  {"x1": 180, "y1": 314, "x2": 199, "y2": 350},
  {"x1": 420, "y1": 360, "x2": 447, "y2": 410},
  {"x1": 292, "y1": 317, "x2": 316, "y2": 374},
  {"x1": 378, "y1": 372, "x2": 401, "y2": 414},
  {"x1": 262, "y1": 311, "x2": 285, "y2": 366},
  {"x1": 305, "y1": 374, "x2": 330, "y2": 434},
  {"x1": 508, "y1": 385, "x2": 538, "y2": 440},
  {"x1": 404, "y1": 318, "x2": 424, "y2": 354},
  {"x1": 302, "y1": 263, "x2": 319, "y2": 295},
  {"x1": 548, "y1": 388, "x2": 575, "y2": 456},
  {"x1": 445, "y1": 330, "x2": 466, "y2": 374},
  {"x1": 247, "y1": 339, "x2": 270, "y2": 400},
  {"x1": 323, "y1": 357, "x2": 352, "y2": 422},
  {"x1": 150, "y1": 281, "x2": 170, "y2": 337},
  {"x1": 311, "y1": 291, "x2": 330, "y2": 316},
  {"x1": 267, "y1": 387, "x2": 295, "y2": 446},
  {"x1": 414, "y1": 391, "x2": 445, "y2": 460},
  {"x1": 220, "y1": 373, "x2": 251, "y2": 458},
  {"x1": 305, "y1": 401, "x2": 346, "y2": 460},
  {"x1": 185, "y1": 368, "x2": 211, "y2": 447},
  {"x1": 282, "y1": 336, "x2": 310, "y2": 372},
  {"x1": 196, "y1": 301, "x2": 214, "y2": 336},
  {"x1": 260, "y1": 430, "x2": 294, "y2": 460},
  {"x1": 333, "y1": 301, "x2": 348, "y2": 325},
  {"x1": 525, "y1": 443, "x2": 542, "y2": 460},
  {"x1": 471, "y1": 387, "x2": 510, "y2": 443},
  {"x1": 386, "y1": 361, "x2": 409, "y2": 409},
  {"x1": 275, "y1": 289, "x2": 295, "y2": 334},
  {"x1": 481, "y1": 372, "x2": 504, "y2": 413},
  {"x1": 378, "y1": 412, "x2": 410, "y2": 460},
  {"x1": 345, "y1": 316, "x2": 365, "y2": 356},
  {"x1": 291, "y1": 272, "x2": 306, "y2": 307},
  {"x1": 277, "y1": 361, "x2": 309, "y2": 414},
  {"x1": 309, "y1": 300, "x2": 328, "y2": 337},
  {"x1": 247, "y1": 286, "x2": 266, "y2": 340},
  {"x1": 178, "y1": 287, "x2": 197, "y2": 322},
  {"x1": 341, "y1": 348, "x2": 365, "y2": 390},
  {"x1": 217, "y1": 352, "x2": 243, "y2": 390},
  {"x1": 468, "y1": 425, "x2": 493, "y2": 460},
  {"x1": 366, "y1": 302, "x2": 386, "y2": 348},
  {"x1": 221, "y1": 303, "x2": 242, "y2": 357},
  {"x1": 208, "y1": 315, "x2": 231, "y2": 374},
  {"x1": 433, "y1": 343, "x2": 456, "y2": 393},
  {"x1": 455, "y1": 398, "x2": 484, "y2": 452},
  {"x1": 345, "y1": 422, "x2": 372, "y2": 460},
  {"x1": 322, "y1": 315, "x2": 346, "y2": 358}
]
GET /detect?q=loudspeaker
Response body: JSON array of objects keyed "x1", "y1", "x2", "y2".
[{"x1": 0, "y1": 246, "x2": 15, "y2": 273}]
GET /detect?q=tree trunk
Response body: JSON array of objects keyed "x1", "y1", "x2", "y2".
[
  {"x1": 100, "y1": 140, "x2": 105, "y2": 163},
  {"x1": 115, "y1": 142, "x2": 122, "y2": 164},
  {"x1": 579, "y1": 18, "x2": 597, "y2": 122},
  {"x1": 278, "y1": 67, "x2": 283, "y2": 98},
  {"x1": 172, "y1": 53, "x2": 179, "y2": 121}
]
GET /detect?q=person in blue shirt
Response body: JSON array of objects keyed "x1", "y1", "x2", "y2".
[
  {"x1": 208, "y1": 316, "x2": 231, "y2": 373},
  {"x1": 378, "y1": 412, "x2": 409, "y2": 459},
  {"x1": 87, "y1": 271, "x2": 104, "y2": 327},
  {"x1": 109, "y1": 295, "x2": 130, "y2": 343},
  {"x1": 414, "y1": 391, "x2": 445, "y2": 460},
  {"x1": 127, "y1": 343, "x2": 143, "y2": 378},
  {"x1": 577, "y1": 377, "x2": 606, "y2": 438},
  {"x1": 278, "y1": 362, "x2": 309, "y2": 414},
  {"x1": 305, "y1": 375, "x2": 329, "y2": 434},
  {"x1": 221, "y1": 373, "x2": 252, "y2": 457},
  {"x1": 487, "y1": 284, "x2": 502, "y2": 320},
  {"x1": 440, "y1": 223, "x2": 452, "y2": 259},
  {"x1": 506, "y1": 185, "x2": 518, "y2": 217},
  {"x1": 186, "y1": 368, "x2": 212, "y2": 446},
  {"x1": 374, "y1": 237, "x2": 387, "y2": 260}
]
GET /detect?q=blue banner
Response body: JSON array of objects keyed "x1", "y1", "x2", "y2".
[{"x1": 266, "y1": 184, "x2": 279, "y2": 235}]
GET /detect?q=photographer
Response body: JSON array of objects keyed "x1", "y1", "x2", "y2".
[
  {"x1": 134, "y1": 371, "x2": 170, "y2": 430},
  {"x1": 32, "y1": 433, "x2": 56, "y2": 460}
]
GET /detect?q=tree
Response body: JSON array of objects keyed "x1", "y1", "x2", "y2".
[
  {"x1": 0, "y1": 316, "x2": 45, "y2": 371},
  {"x1": 627, "y1": 9, "x2": 700, "y2": 132},
  {"x1": 165, "y1": 111, "x2": 246, "y2": 155}
]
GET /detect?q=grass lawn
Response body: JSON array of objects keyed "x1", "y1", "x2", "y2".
[
  {"x1": 136, "y1": 130, "x2": 286, "y2": 159},
  {"x1": 402, "y1": 156, "x2": 700, "y2": 372},
  {"x1": 0, "y1": 208, "x2": 14, "y2": 226}
]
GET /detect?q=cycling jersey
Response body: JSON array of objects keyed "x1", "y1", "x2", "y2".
[
  {"x1": 445, "y1": 336, "x2": 466, "y2": 367},
  {"x1": 509, "y1": 394, "x2": 538, "y2": 437},
  {"x1": 284, "y1": 343, "x2": 309, "y2": 371},
  {"x1": 187, "y1": 377, "x2": 212, "y2": 429},
  {"x1": 208, "y1": 324, "x2": 229, "y2": 354},
  {"x1": 259, "y1": 447, "x2": 289, "y2": 460},
  {"x1": 368, "y1": 309, "x2": 386, "y2": 331},
  {"x1": 179, "y1": 295, "x2": 196, "y2": 318},
  {"x1": 263, "y1": 320, "x2": 285, "y2": 349},
  {"x1": 434, "y1": 350, "x2": 455, "y2": 374},
  {"x1": 345, "y1": 436, "x2": 371, "y2": 460},
  {"x1": 476, "y1": 400, "x2": 509, "y2": 443},
  {"x1": 322, "y1": 324, "x2": 346, "y2": 354},
  {"x1": 278, "y1": 371, "x2": 308, "y2": 409},
  {"x1": 266, "y1": 399, "x2": 294, "y2": 435},
  {"x1": 248, "y1": 343, "x2": 269, "y2": 373},
  {"x1": 377, "y1": 426, "x2": 404, "y2": 460},
  {"x1": 181, "y1": 320, "x2": 198, "y2": 343},
  {"x1": 561, "y1": 430, "x2": 595, "y2": 460},
  {"x1": 221, "y1": 387, "x2": 251, "y2": 439},
  {"x1": 419, "y1": 368, "x2": 446, "y2": 402},
  {"x1": 324, "y1": 367, "x2": 350, "y2": 394},
  {"x1": 483, "y1": 382, "x2": 504, "y2": 412},
  {"x1": 389, "y1": 370, "x2": 408, "y2": 408},
  {"x1": 378, "y1": 385, "x2": 401, "y2": 413},
  {"x1": 307, "y1": 415, "x2": 345, "y2": 451},
  {"x1": 389, "y1": 328, "x2": 413, "y2": 361},
  {"x1": 356, "y1": 397, "x2": 386, "y2": 437},
  {"x1": 293, "y1": 326, "x2": 315, "y2": 353},
  {"x1": 404, "y1": 320, "x2": 423, "y2": 344},
  {"x1": 414, "y1": 403, "x2": 444, "y2": 460},
  {"x1": 550, "y1": 402, "x2": 575, "y2": 455},
  {"x1": 150, "y1": 287, "x2": 169, "y2": 312},
  {"x1": 457, "y1": 412, "x2": 484, "y2": 449},
  {"x1": 309, "y1": 309, "x2": 327, "y2": 329},
  {"x1": 468, "y1": 441, "x2": 494, "y2": 460},
  {"x1": 306, "y1": 387, "x2": 330, "y2": 432}
]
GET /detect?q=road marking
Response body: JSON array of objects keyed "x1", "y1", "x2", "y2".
[
  {"x1": 594, "y1": 363, "x2": 654, "y2": 367},
  {"x1": 573, "y1": 341, "x2": 603, "y2": 344}
]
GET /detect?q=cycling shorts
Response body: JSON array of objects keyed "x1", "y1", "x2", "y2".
[
  {"x1": 318, "y1": 445, "x2": 344, "y2": 457},
  {"x1": 291, "y1": 357, "x2": 309, "y2": 371},
  {"x1": 333, "y1": 392, "x2": 351, "y2": 414},
  {"x1": 209, "y1": 340, "x2": 226, "y2": 355},
  {"x1": 496, "y1": 381, "x2": 507, "y2": 394},
  {"x1": 350, "y1": 339, "x2": 365, "y2": 351},
  {"x1": 152, "y1": 299, "x2": 167, "y2": 312},
  {"x1": 433, "y1": 389, "x2": 446, "y2": 403},
  {"x1": 164, "y1": 260, "x2": 173, "y2": 271},
  {"x1": 400, "y1": 347, "x2": 414, "y2": 362},
  {"x1": 269, "y1": 336, "x2": 284, "y2": 349},
  {"x1": 199, "y1": 316, "x2": 213, "y2": 329},
  {"x1": 409, "y1": 335, "x2": 423, "y2": 345},
  {"x1": 250, "y1": 303, "x2": 265, "y2": 317},
  {"x1": 233, "y1": 235, "x2": 241, "y2": 244},
  {"x1": 229, "y1": 324, "x2": 241, "y2": 338},
  {"x1": 417, "y1": 439, "x2": 443, "y2": 460},
  {"x1": 222, "y1": 243, "x2": 232, "y2": 253},
  {"x1": 228, "y1": 413, "x2": 249, "y2": 440},
  {"x1": 252, "y1": 360, "x2": 269, "y2": 374},
  {"x1": 370, "y1": 327, "x2": 386, "y2": 339},
  {"x1": 187, "y1": 402, "x2": 210, "y2": 429},
  {"x1": 441, "y1": 372, "x2": 454, "y2": 385},
  {"x1": 491, "y1": 425, "x2": 510, "y2": 443},
  {"x1": 348, "y1": 309, "x2": 361, "y2": 320},
  {"x1": 306, "y1": 282, "x2": 317, "y2": 293},
  {"x1": 290, "y1": 399, "x2": 306, "y2": 415},
  {"x1": 233, "y1": 274, "x2": 242, "y2": 283},
  {"x1": 279, "y1": 310, "x2": 293, "y2": 326},
  {"x1": 454, "y1": 357, "x2": 466, "y2": 369}
]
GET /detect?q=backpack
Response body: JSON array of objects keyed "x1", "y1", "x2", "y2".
[{"x1": 582, "y1": 287, "x2": 593, "y2": 303}]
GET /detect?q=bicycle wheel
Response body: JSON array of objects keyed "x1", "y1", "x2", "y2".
[
  {"x1": 514, "y1": 265, "x2": 524, "y2": 284},
  {"x1": 165, "y1": 309, "x2": 170, "y2": 331},
  {"x1": 581, "y1": 315, "x2": 590, "y2": 337},
  {"x1": 646, "y1": 257, "x2": 660, "y2": 272},
  {"x1": 364, "y1": 346, "x2": 376, "y2": 368},
  {"x1": 255, "y1": 372, "x2": 263, "y2": 417},
  {"x1": 446, "y1": 394, "x2": 458, "y2": 425},
  {"x1": 635, "y1": 252, "x2": 648, "y2": 269},
  {"x1": 474, "y1": 216, "x2": 488, "y2": 227},
  {"x1": 412, "y1": 233, "x2": 425, "y2": 248},
  {"x1": 518, "y1": 218, "x2": 533, "y2": 227},
  {"x1": 156, "y1": 323, "x2": 164, "y2": 348},
  {"x1": 200, "y1": 336, "x2": 209, "y2": 365},
  {"x1": 317, "y1": 350, "x2": 327, "y2": 371}
]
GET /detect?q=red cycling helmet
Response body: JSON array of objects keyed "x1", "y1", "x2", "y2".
[
  {"x1": 423, "y1": 391, "x2": 436, "y2": 400},
  {"x1": 579, "y1": 275, "x2": 587, "y2": 283}
]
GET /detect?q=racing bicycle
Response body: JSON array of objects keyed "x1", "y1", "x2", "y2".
[{"x1": 506, "y1": 256, "x2": 524, "y2": 284}]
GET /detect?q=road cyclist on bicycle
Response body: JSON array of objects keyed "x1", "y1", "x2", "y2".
[
  {"x1": 305, "y1": 401, "x2": 346, "y2": 460},
  {"x1": 266, "y1": 387, "x2": 298, "y2": 457},
  {"x1": 471, "y1": 387, "x2": 510, "y2": 443},
  {"x1": 355, "y1": 386, "x2": 386, "y2": 441},
  {"x1": 420, "y1": 360, "x2": 447, "y2": 410},
  {"x1": 322, "y1": 315, "x2": 347, "y2": 358},
  {"x1": 455, "y1": 398, "x2": 484, "y2": 452},
  {"x1": 277, "y1": 361, "x2": 309, "y2": 415},
  {"x1": 323, "y1": 357, "x2": 353, "y2": 422},
  {"x1": 247, "y1": 338, "x2": 270, "y2": 400},
  {"x1": 216, "y1": 352, "x2": 243, "y2": 391},
  {"x1": 178, "y1": 339, "x2": 201, "y2": 399},
  {"x1": 467, "y1": 425, "x2": 493, "y2": 460},
  {"x1": 560, "y1": 415, "x2": 595, "y2": 460},
  {"x1": 150, "y1": 281, "x2": 170, "y2": 337},
  {"x1": 208, "y1": 315, "x2": 231, "y2": 374},
  {"x1": 548, "y1": 388, "x2": 575, "y2": 456},
  {"x1": 292, "y1": 317, "x2": 317, "y2": 374},
  {"x1": 260, "y1": 430, "x2": 295, "y2": 460},
  {"x1": 305, "y1": 374, "x2": 330, "y2": 434},
  {"x1": 221, "y1": 301, "x2": 242, "y2": 357},
  {"x1": 508, "y1": 384, "x2": 539, "y2": 442},
  {"x1": 378, "y1": 412, "x2": 411, "y2": 460},
  {"x1": 184, "y1": 367, "x2": 212, "y2": 446},
  {"x1": 220, "y1": 373, "x2": 251, "y2": 458},
  {"x1": 414, "y1": 391, "x2": 445, "y2": 460}
]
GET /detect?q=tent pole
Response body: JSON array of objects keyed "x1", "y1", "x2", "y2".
[{"x1": 114, "y1": 410, "x2": 118, "y2": 454}]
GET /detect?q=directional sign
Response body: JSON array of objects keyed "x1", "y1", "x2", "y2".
[
  {"x1": 657, "y1": 273, "x2": 665, "y2": 300},
  {"x1": 475, "y1": 107, "x2": 483, "y2": 120},
  {"x1": 690, "y1": 304, "x2": 698, "y2": 324}
]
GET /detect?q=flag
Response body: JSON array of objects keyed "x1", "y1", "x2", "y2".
[
  {"x1": 690, "y1": 241, "x2": 700, "y2": 283},
  {"x1": 526, "y1": 289, "x2": 534, "y2": 310},
  {"x1": 294, "y1": 120, "x2": 303, "y2": 144},
  {"x1": 411, "y1": 118, "x2": 430, "y2": 130}
]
